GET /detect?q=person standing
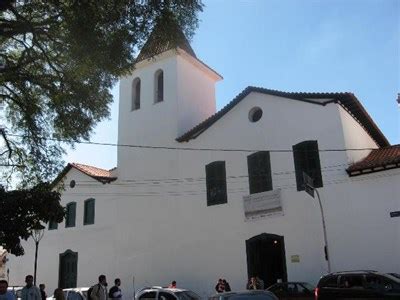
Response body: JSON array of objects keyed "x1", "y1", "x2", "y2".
[
  {"x1": 222, "y1": 279, "x2": 231, "y2": 292},
  {"x1": 246, "y1": 277, "x2": 261, "y2": 290},
  {"x1": 91, "y1": 275, "x2": 108, "y2": 300},
  {"x1": 215, "y1": 279, "x2": 224, "y2": 293},
  {"x1": 39, "y1": 284, "x2": 46, "y2": 300},
  {"x1": 168, "y1": 281, "x2": 176, "y2": 289},
  {"x1": 108, "y1": 279, "x2": 122, "y2": 300},
  {"x1": 21, "y1": 275, "x2": 41, "y2": 300},
  {"x1": 0, "y1": 280, "x2": 15, "y2": 300},
  {"x1": 53, "y1": 288, "x2": 64, "y2": 300}
]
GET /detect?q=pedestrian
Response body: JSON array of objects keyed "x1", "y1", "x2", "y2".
[
  {"x1": 39, "y1": 284, "x2": 46, "y2": 300},
  {"x1": 21, "y1": 275, "x2": 41, "y2": 300},
  {"x1": 246, "y1": 277, "x2": 261, "y2": 290},
  {"x1": 215, "y1": 279, "x2": 224, "y2": 293},
  {"x1": 53, "y1": 288, "x2": 64, "y2": 300},
  {"x1": 0, "y1": 280, "x2": 16, "y2": 300},
  {"x1": 168, "y1": 281, "x2": 177, "y2": 289},
  {"x1": 108, "y1": 279, "x2": 122, "y2": 300},
  {"x1": 222, "y1": 279, "x2": 231, "y2": 292},
  {"x1": 255, "y1": 277, "x2": 264, "y2": 290},
  {"x1": 90, "y1": 275, "x2": 108, "y2": 300}
]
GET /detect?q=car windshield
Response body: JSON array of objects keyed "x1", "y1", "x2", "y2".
[
  {"x1": 388, "y1": 273, "x2": 400, "y2": 280},
  {"x1": 174, "y1": 291, "x2": 200, "y2": 300},
  {"x1": 224, "y1": 294, "x2": 275, "y2": 300},
  {"x1": 385, "y1": 274, "x2": 400, "y2": 283},
  {"x1": 300, "y1": 283, "x2": 315, "y2": 291}
]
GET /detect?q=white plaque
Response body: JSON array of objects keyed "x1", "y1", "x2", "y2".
[{"x1": 243, "y1": 189, "x2": 283, "y2": 221}]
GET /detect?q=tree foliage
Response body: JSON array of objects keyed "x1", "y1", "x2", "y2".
[
  {"x1": 0, "y1": 182, "x2": 64, "y2": 256},
  {"x1": 0, "y1": 0, "x2": 203, "y2": 186}
]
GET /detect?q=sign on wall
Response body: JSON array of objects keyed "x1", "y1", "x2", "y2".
[
  {"x1": 291, "y1": 255, "x2": 300, "y2": 263},
  {"x1": 243, "y1": 189, "x2": 283, "y2": 221},
  {"x1": 390, "y1": 211, "x2": 400, "y2": 218}
]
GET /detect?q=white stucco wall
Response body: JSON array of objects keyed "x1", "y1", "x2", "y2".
[
  {"x1": 338, "y1": 104, "x2": 379, "y2": 164},
  {"x1": 7, "y1": 58, "x2": 399, "y2": 299}
]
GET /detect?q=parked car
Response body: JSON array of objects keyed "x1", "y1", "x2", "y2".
[
  {"x1": 267, "y1": 282, "x2": 314, "y2": 299},
  {"x1": 48, "y1": 287, "x2": 89, "y2": 300},
  {"x1": 7, "y1": 286, "x2": 23, "y2": 300},
  {"x1": 315, "y1": 270, "x2": 400, "y2": 299},
  {"x1": 63, "y1": 287, "x2": 90, "y2": 300},
  {"x1": 136, "y1": 287, "x2": 201, "y2": 300},
  {"x1": 209, "y1": 290, "x2": 278, "y2": 300},
  {"x1": 388, "y1": 273, "x2": 400, "y2": 279}
]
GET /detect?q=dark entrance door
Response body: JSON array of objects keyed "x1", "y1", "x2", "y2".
[
  {"x1": 59, "y1": 250, "x2": 78, "y2": 288},
  {"x1": 246, "y1": 233, "x2": 287, "y2": 288}
]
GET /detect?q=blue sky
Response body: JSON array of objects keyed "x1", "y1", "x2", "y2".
[{"x1": 66, "y1": 0, "x2": 400, "y2": 170}]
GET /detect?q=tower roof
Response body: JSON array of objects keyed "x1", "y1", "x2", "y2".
[{"x1": 136, "y1": 16, "x2": 197, "y2": 62}]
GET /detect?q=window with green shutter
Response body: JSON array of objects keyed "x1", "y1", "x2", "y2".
[
  {"x1": 247, "y1": 151, "x2": 273, "y2": 194},
  {"x1": 65, "y1": 202, "x2": 76, "y2": 228},
  {"x1": 293, "y1": 140, "x2": 323, "y2": 191},
  {"x1": 48, "y1": 220, "x2": 58, "y2": 230},
  {"x1": 84, "y1": 198, "x2": 95, "y2": 225},
  {"x1": 205, "y1": 161, "x2": 228, "y2": 206}
]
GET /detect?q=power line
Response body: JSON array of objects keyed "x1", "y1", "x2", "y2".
[
  {"x1": 64, "y1": 171, "x2": 400, "y2": 197},
  {"x1": 74, "y1": 162, "x2": 350, "y2": 185},
  {"x1": 7, "y1": 133, "x2": 381, "y2": 153}
]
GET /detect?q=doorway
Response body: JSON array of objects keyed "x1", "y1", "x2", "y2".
[
  {"x1": 59, "y1": 250, "x2": 78, "y2": 288},
  {"x1": 246, "y1": 233, "x2": 287, "y2": 288}
]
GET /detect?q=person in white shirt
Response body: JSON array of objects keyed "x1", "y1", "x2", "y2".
[
  {"x1": 91, "y1": 275, "x2": 108, "y2": 300},
  {"x1": 21, "y1": 275, "x2": 41, "y2": 300}
]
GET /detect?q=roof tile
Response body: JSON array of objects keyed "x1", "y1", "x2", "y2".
[{"x1": 347, "y1": 145, "x2": 400, "y2": 175}]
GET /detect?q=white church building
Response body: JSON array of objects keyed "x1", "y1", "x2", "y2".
[{"x1": 8, "y1": 23, "x2": 400, "y2": 298}]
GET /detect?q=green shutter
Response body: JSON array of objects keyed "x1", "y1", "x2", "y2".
[
  {"x1": 205, "y1": 161, "x2": 227, "y2": 206},
  {"x1": 248, "y1": 151, "x2": 273, "y2": 194},
  {"x1": 293, "y1": 140, "x2": 323, "y2": 191},
  {"x1": 49, "y1": 220, "x2": 58, "y2": 230},
  {"x1": 84, "y1": 198, "x2": 95, "y2": 225},
  {"x1": 66, "y1": 202, "x2": 76, "y2": 228}
]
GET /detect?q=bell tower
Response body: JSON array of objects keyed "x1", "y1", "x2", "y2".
[{"x1": 117, "y1": 20, "x2": 222, "y2": 179}]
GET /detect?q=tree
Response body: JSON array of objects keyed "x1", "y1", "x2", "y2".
[
  {"x1": 0, "y1": 0, "x2": 203, "y2": 186},
  {"x1": 0, "y1": 182, "x2": 65, "y2": 256}
]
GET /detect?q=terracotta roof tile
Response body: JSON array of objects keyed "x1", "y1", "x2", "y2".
[
  {"x1": 71, "y1": 163, "x2": 116, "y2": 181},
  {"x1": 52, "y1": 163, "x2": 117, "y2": 187},
  {"x1": 136, "y1": 17, "x2": 196, "y2": 63},
  {"x1": 347, "y1": 145, "x2": 400, "y2": 175}
]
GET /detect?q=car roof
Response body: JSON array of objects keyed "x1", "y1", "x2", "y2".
[
  {"x1": 210, "y1": 290, "x2": 275, "y2": 297},
  {"x1": 138, "y1": 287, "x2": 188, "y2": 293},
  {"x1": 269, "y1": 282, "x2": 311, "y2": 285}
]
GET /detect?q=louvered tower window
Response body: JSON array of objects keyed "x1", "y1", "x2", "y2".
[
  {"x1": 293, "y1": 140, "x2": 323, "y2": 191},
  {"x1": 132, "y1": 78, "x2": 141, "y2": 110},
  {"x1": 154, "y1": 70, "x2": 164, "y2": 103}
]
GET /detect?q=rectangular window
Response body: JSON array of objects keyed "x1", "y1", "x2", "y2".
[
  {"x1": 247, "y1": 151, "x2": 273, "y2": 194},
  {"x1": 48, "y1": 220, "x2": 58, "y2": 230},
  {"x1": 205, "y1": 161, "x2": 228, "y2": 206},
  {"x1": 293, "y1": 140, "x2": 323, "y2": 191},
  {"x1": 84, "y1": 198, "x2": 95, "y2": 225},
  {"x1": 65, "y1": 202, "x2": 76, "y2": 228}
]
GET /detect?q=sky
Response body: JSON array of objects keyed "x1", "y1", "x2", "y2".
[{"x1": 65, "y1": 0, "x2": 400, "y2": 170}]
